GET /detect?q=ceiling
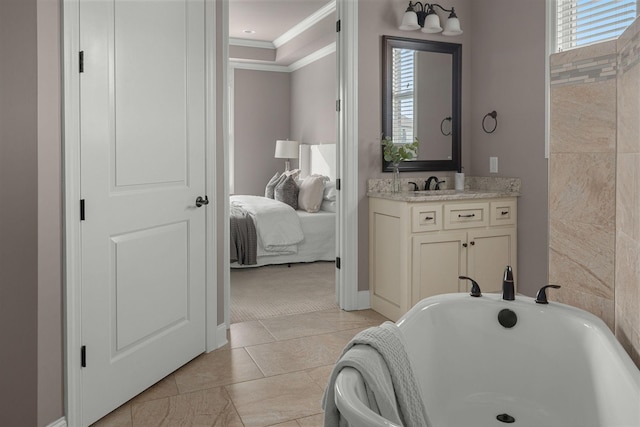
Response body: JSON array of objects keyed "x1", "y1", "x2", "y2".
[{"x1": 229, "y1": 0, "x2": 331, "y2": 43}]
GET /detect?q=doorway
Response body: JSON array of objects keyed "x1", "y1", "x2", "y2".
[{"x1": 226, "y1": 0, "x2": 339, "y2": 325}]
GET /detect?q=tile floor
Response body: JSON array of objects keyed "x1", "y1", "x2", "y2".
[{"x1": 91, "y1": 307, "x2": 388, "y2": 427}]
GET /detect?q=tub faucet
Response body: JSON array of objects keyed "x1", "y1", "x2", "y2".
[
  {"x1": 535, "y1": 285, "x2": 561, "y2": 304},
  {"x1": 459, "y1": 276, "x2": 482, "y2": 297},
  {"x1": 425, "y1": 176, "x2": 445, "y2": 190},
  {"x1": 502, "y1": 266, "x2": 515, "y2": 301}
]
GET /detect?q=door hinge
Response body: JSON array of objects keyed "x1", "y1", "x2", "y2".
[
  {"x1": 80, "y1": 199, "x2": 85, "y2": 221},
  {"x1": 336, "y1": 257, "x2": 341, "y2": 269},
  {"x1": 336, "y1": 179, "x2": 341, "y2": 190},
  {"x1": 79, "y1": 51, "x2": 84, "y2": 73},
  {"x1": 336, "y1": 20, "x2": 341, "y2": 32},
  {"x1": 336, "y1": 99, "x2": 341, "y2": 112},
  {"x1": 81, "y1": 345, "x2": 86, "y2": 368}
]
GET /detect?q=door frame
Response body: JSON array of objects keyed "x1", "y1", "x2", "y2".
[
  {"x1": 222, "y1": 0, "x2": 360, "y2": 325},
  {"x1": 62, "y1": 1, "x2": 219, "y2": 425}
]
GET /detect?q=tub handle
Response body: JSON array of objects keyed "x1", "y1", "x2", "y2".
[
  {"x1": 535, "y1": 284, "x2": 561, "y2": 304},
  {"x1": 459, "y1": 276, "x2": 482, "y2": 297}
]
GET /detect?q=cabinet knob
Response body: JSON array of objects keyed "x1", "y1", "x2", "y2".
[
  {"x1": 425, "y1": 216, "x2": 434, "y2": 221},
  {"x1": 462, "y1": 243, "x2": 468, "y2": 248},
  {"x1": 501, "y1": 210, "x2": 509, "y2": 215},
  {"x1": 470, "y1": 241, "x2": 475, "y2": 246}
]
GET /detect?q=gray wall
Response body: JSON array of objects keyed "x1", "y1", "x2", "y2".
[
  {"x1": 469, "y1": 0, "x2": 548, "y2": 296},
  {"x1": 233, "y1": 69, "x2": 291, "y2": 196},
  {"x1": 0, "y1": 0, "x2": 39, "y2": 424},
  {"x1": 357, "y1": 0, "x2": 473, "y2": 292},
  {"x1": 37, "y1": 0, "x2": 63, "y2": 424},
  {"x1": 233, "y1": 52, "x2": 336, "y2": 196},
  {"x1": 290, "y1": 53, "x2": 337, "y2": 143},
  {"x1": 356, "y1": 0, "x2": 548, "y2": 296},
  {"x1": 1, "y1": 0, "x2": 64, "y2": 425}
]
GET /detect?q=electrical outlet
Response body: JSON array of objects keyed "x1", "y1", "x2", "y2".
[{"x1": 490, "y1": 157, "x2": 498, "y2": 173}]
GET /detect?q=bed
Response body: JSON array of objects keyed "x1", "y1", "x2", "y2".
[{"x1": 230, "y1": 143, "x2": 336, "y2": 268}]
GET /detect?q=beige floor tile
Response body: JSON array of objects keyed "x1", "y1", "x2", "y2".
[
  {"x1": 305, "y1": 364, "x2": 334, "y2": 390},
  {"x1": 131, "y1": 387, "x2": 243, "y2": 427},
  {"x1": 229, "y1": 320, "x2": 276, "y2": 348},
  {"x1": 174, "y1": 347, "x2": 264, "y2": 394},
  {"x1": 226, "y1": 371, "x2": 324, "y2": 427},
  {"x1": 245, "y1": 332, "x2": 350, "y2": 377},
  {"x1": 260, "y1": 308, "x2": 386, "y2": 341},
  {"x1": 268, "y1": 422, "x2": 300, "y2": 427},
  {"x1": 129, "y1": 375, "x2": 179, "y2": 405},
  {"x1": 90, "y1": 404, "x2": 132, "y2": 427},
  {"x1": 296, "y1": 413, "x2": 324, "y2": 427}
]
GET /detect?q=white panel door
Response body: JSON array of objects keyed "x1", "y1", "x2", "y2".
[{"x1": 79, "y1": 1, "x2": 207, "y2": 424}]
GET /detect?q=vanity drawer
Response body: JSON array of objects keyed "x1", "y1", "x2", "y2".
[
  {"x1": 490, "y1": 200, "x2": 517, "y2": 226},
  {"x1": 444, "y1": 202, "x2": 489, "y2": 229},
  {"x1": 412, "y1": 204, "x2": 442, "y2": 232}
]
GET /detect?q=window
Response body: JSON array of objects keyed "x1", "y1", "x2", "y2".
[
  {"x1": 391, "y1": 48, "x2": 415, "y2": 144},
  {"x1": 557, "y1": 0, "x2": 637, "y2": 51}
]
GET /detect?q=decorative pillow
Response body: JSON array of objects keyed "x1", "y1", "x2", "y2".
[
  {"x1": 284, "y1": 168, "x2": 301, "y2": 179},
  {"x1": 264, "y1": 172, "x2": 281, "y2": 199},
  {"x1": 323, "y1": 181, "x2": 337, "y2": 201},
  {"x1": 298, "y1": 175, "x2": 326, "y2": 213},
  {"x1": 320, "y1": 200, "x2": 336, "y2": 212},
  {"x1": 275, "y1": 175, "x2": 299, "y2": 209}
]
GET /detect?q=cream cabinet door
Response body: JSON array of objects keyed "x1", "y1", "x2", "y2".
[
  {"x1": 411, "y1": 231, "x2": 468, "y2": 306},
  {"x1": 467, "y1": 228, "x2": 517, "y2": 294}
]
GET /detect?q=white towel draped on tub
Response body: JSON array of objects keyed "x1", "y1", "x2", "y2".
[{"x1": 322, "y1": 321, "x2": 430, "y2": 427}]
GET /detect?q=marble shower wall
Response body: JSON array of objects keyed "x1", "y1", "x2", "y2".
[
  {"x1": 616, "y1": 20, "x2": 640, "y2": 367},
  {"x1": 549, "y1": 22, "x2": 640, "y2": 367}
]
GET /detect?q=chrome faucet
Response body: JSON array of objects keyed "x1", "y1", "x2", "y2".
[
  {"x1": 425, "y1": 176, "x2": 445, "y2": 190},
  {"x1": 502, "y1": 266, "x2": 515, "y2": 301}
]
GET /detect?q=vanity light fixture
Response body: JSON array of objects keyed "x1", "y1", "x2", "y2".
[
  {"x1": 399, "y1": 2, "x2": 463, "y2": 36},
  {"x1": 274, "y1": 139, "x2": 299, "y2": 171}
]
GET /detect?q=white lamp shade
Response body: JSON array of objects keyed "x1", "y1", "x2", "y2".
[
  {"x1": 399, "y1": 11, "x2": 420, "y2": 31},
  {"x1": 422, "y1": 13, "x2": 443, "y2": 33},
  {"x1": 442, "y1": 16, "x2": 463, "y2": 36},
  {"x1": 274, "y1": 140, "x2": 299, "y2": 159}
]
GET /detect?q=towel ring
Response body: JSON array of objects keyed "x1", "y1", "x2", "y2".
[
  {"x1": 482, "y1": 111, "x2": 498, "y2": 133},
  {"x1": 440, "y1": 116, "x2": 452, "y2": 136}
]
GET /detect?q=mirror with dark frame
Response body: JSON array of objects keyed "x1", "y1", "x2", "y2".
[{"x1": 381, "y1": 35, "x2": 462, "y2": 172}]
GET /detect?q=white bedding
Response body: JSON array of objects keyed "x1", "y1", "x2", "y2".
[
  {"x1": 230, "y1": 195, "x2": 304, "y2": 254},
  {"x1": 231, "y1": 208, "x2": 335, "y2": 268}
]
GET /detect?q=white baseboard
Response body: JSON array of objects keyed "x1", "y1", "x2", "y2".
[
  {"x1": 46, "y1": 417, "x2": 66, "y2": 427},
  {"x1": 357, "y1": 290, "x2": 370, "y2": 310},
  {"x1": 215, "y1": 322, "x2": 228, "y2": 350}
]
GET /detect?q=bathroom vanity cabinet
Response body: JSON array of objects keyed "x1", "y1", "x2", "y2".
[{"x1": 369, "y1": 194, "x2": 517, "y2": 321}]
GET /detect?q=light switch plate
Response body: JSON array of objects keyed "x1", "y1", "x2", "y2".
[{"x1": 490, "y1": 157, "x2": 498, "y2": 173}]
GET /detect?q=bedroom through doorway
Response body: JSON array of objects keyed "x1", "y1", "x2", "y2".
[{"x1": 227, "y1": 0, "x2": 339, "y2": 325}]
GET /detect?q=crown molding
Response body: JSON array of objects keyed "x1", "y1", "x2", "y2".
[
  {"x1": 229, "y1": 61, "x2": 290, "y2": 73},
  {"x1": 288, "y1": 42, "x2": 336, "y2": 72},
  {"x1": 228, "y1": 37, "x2": 275, "y2": 50},
  {"x1": 273, "y1": 0, "x2": 336, "y2": 49},
  {"x1": 230, "y1": 42, "x2": 336, "y2": 73}
]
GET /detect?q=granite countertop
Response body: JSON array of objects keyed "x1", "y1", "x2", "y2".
[
  {"x1": 367, "y1": 189, "x2": 520, "y2": 202},
  {"x1": 366, "y1": 176, "x2": 521, "y2": 202}
]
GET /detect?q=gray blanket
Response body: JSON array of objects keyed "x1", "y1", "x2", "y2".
[
  {"x1": 322, "y1": 321, "x2": 430, "y2": 427},
  {"x1": 229, "y1": 204, "x2": 257, "y2": 265}
]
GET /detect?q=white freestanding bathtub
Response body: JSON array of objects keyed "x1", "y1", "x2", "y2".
[{"x1": 334, "y1": 293, "x2": 640, "y2": 427}]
